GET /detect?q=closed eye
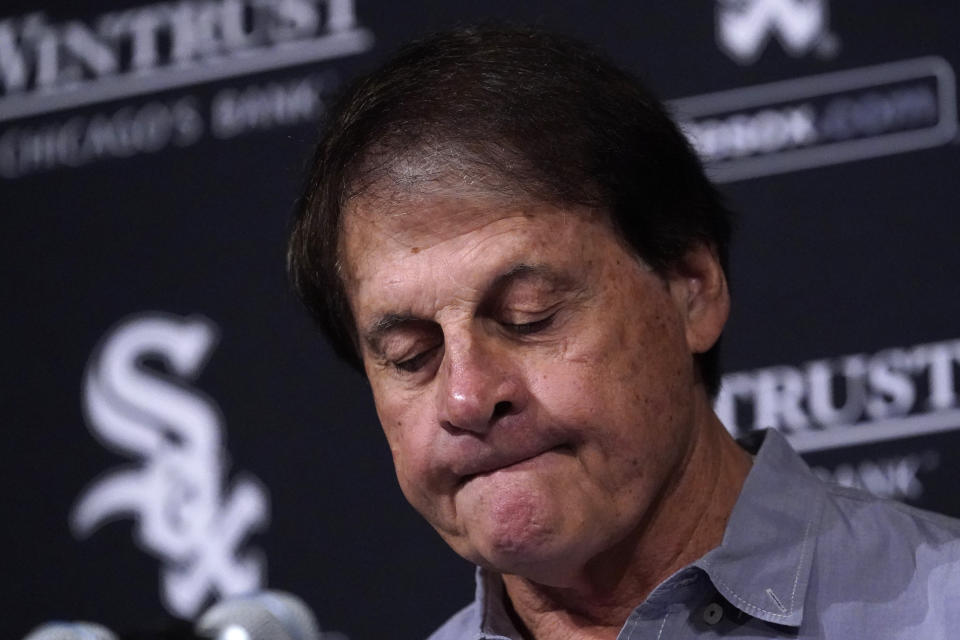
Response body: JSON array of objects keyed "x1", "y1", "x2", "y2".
[
  {"x1": 504, "y1": 313, "x2": 557, "y2": 335},
  {"x1": 393, "y1": 344, "x2": 441, "y2": 373}
]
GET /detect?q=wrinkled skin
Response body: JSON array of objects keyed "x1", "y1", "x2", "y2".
[{"x1": 341, "y1": 188, "x2": 741, "y2": 599}]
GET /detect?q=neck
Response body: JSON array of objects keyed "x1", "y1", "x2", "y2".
[{"x1": 501, "y1": 403, "x2": 752, "y2": 640}]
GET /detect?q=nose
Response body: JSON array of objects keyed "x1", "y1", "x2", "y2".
[{"x1": 436, "y1": 332, "x2": 524, "y2": 434}]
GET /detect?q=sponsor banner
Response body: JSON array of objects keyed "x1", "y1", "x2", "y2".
[
  {"x1": 672, "y1": 57, "x2": 958, "y2": 182},
  {"x1": 717, "y1": 337, "x2": 960, "y2": 453},
  {"x1": 0, "y1": 0, "x2": 372, "y2": 122},
  {"x1": 809, "y1": 449, "x2": 941, "y2": 502},
  {"x1": 1, "y1": 71, "x2": 337, "y2": 178},
  {"x1": 0, "y1": 0, "x2": 372, "y2": 178}
]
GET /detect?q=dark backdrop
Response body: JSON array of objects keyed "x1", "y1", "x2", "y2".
[{"x1": 3, "y1": 1, "x2": 959, "y2": 638}]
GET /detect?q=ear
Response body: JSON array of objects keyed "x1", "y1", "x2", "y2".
[{"x1": 665, "y1": 243, "x2": 730, "y2": 355}]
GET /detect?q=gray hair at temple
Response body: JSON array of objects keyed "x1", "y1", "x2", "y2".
[{"x1": 287, "y1": 25, "x2": 734, "y2": 396}]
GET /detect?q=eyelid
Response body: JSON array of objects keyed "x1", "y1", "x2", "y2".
[
  {"x1": 392, "y1": 343, "x2": 441, "y2": 373},
  {"x1": 503, "y1": 310, "x2": 558, "y2": 335},
  {"x1": 373, "y1": 320, "x2": 441, "y2": 364}
]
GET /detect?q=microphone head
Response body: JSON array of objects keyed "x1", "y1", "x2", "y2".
[
  {"x1": 194, "y1": 591, "x2": 322, "y2": 640},
  {"x1": 23, "y1": 622, "x2": 119, "y2": 640}
]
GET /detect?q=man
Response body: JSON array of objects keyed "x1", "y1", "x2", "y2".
[{"x1": 288, "y1": 26, "x2": 960, "y2": 639}]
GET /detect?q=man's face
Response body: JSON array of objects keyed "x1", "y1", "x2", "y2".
[{"x1": 342, "y1": 189, "x2": 713, "y2": 584}]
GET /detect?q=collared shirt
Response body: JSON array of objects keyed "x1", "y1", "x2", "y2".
[{"x1": 427, "y1": 429, "x2": 960, "y2": 639}]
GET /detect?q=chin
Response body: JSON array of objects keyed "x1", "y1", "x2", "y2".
[
  {"x1": 462, "y1": 503, "x2": 593, "y2": 584},
  {"x1": 479, "y1": 539, "x2": 593, "y2": 586},
  {"x1": 444, "y1": 466, "x2": 600, "y2": 581}
]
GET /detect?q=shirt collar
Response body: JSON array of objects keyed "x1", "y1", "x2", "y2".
[
  {"x1": 696, "y1": 428, "x2": 826, "y2": 627},
  {"x1": 475, "y1": 566, "x2": 520, "y2": 639},
  {"x1": 470, "y1": 428, "x2": 826, "y2": 633}
]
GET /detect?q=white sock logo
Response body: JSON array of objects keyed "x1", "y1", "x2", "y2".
[
  {"x1": 71, "y1": 313, "x2": 269, "y2": 618},
  {"x1": 717, "y1": 0, "x2": 831, "y2": 64}
]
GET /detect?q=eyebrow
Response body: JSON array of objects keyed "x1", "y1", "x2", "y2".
[
  {"x1": 362, "y1": 313, "x2": 423, "y2": 357},
  {"x1": 491, "y1": 263, "x2": 554, "y2": 288},
  {"x1": 360, "y1": 263, "x2": 572, "y2": 355},
  {"x1": 493, "y1": 262, "x2": 584, "y2": 296}
]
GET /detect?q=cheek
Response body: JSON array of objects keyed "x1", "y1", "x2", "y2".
[
  {"x1": 528, "y1": 304, "x2": 694, "y2": 451},
  {"x1": 374, "y1": 393, "x2": 418, "y2": 470},
  {"x1": 543, "y1": 305, "x2": 686, "y2": 392},
  {"x1": 374, "y1": 392, "x2": 442, "y2": 500}
]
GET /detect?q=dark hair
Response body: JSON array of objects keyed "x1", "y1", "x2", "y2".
[{"x1": 288, "y1": 25, "x2": 733, "y2": 396}]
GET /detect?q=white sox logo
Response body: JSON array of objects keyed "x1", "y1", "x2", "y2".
[
  {"x1": 71, "y1": 313, "x2": 269, "y2": 618},
  {"x1": 716, "y1": 0, "x2": 835, "y2": 65}
]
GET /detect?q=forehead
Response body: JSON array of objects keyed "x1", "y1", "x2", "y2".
[{"x1": 340, "y1": 189, "x2": 610, "y2": 285}]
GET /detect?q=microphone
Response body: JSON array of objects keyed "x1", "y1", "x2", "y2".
[
  {"x1": 194, "y1": 591, "x2": 322, "y2": 640},
  {"x1": 23, "y1": 622, "x2": 118, "y2": 640}
]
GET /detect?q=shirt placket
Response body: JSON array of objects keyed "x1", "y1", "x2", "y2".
[{"x1": 618, "y1": 569, "x2": 713, "y2": 640}]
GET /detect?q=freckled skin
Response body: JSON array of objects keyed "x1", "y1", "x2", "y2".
[{"x1": 342, "y1": 188, "x2": 751, "y2": 635}]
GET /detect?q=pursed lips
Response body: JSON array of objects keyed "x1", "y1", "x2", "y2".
[{"x1": 454, "y1": 443, "x2": 571, "y2": 486}]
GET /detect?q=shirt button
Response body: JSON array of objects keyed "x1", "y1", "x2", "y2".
[{"x1": 702, "y1": 602, "x2": 723, "y2": 625}]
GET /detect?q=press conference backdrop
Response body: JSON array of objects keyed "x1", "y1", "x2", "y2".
[{"x1": 3, "y1": 1, "x2": 958, "y2": 637}]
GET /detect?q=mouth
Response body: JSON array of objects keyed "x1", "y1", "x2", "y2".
[{"x1": 457, "y1": 444, "x2": 571, "y2": 486}]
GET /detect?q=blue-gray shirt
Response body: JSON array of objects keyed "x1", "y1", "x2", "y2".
[{"x1": 427, "y1": 429, "x2": 960, "y2": 639}]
